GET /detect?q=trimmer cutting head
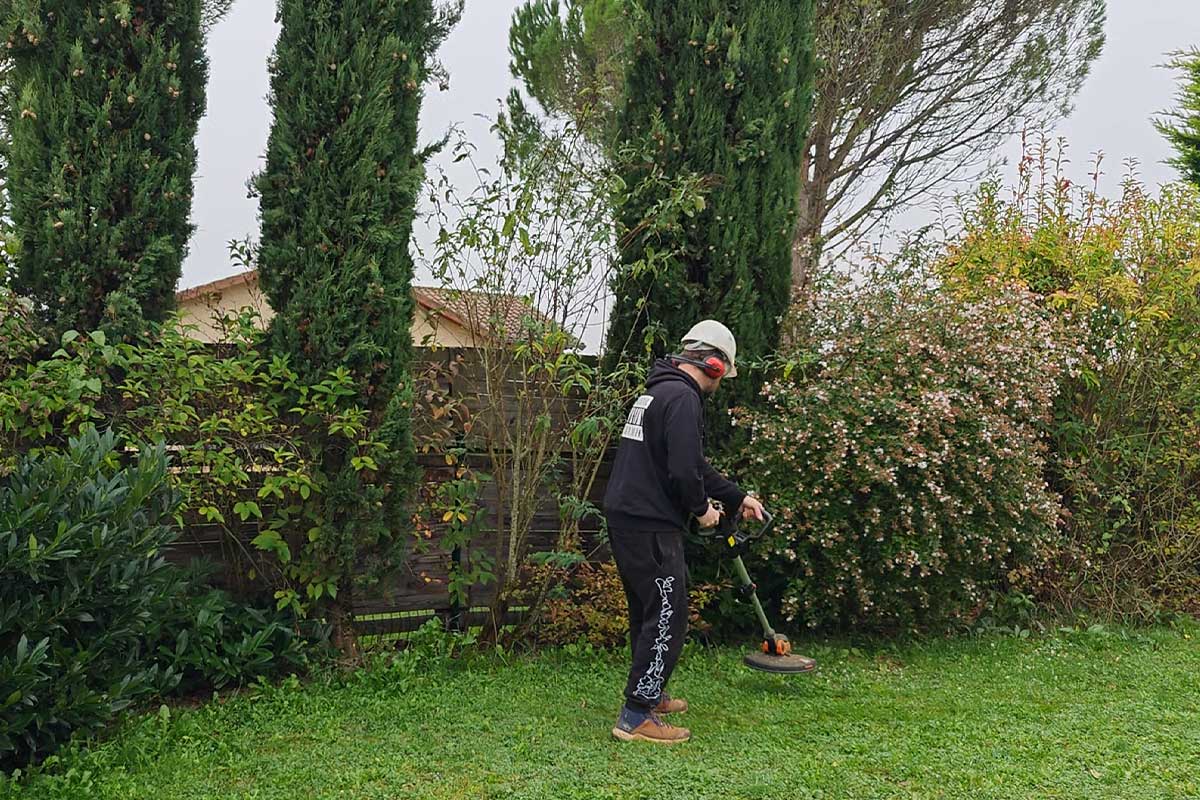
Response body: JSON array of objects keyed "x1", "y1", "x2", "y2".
[
  {"x1": 742, "y1": 635, "x2": 816, "y2": 674},
  {"x1": 744, "y1": 650, "x2": 818, "y2": 674}
]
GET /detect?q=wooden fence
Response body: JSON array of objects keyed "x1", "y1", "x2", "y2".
[{"x1": 164, "y1": 347, "x2": 615, "y2": 636}]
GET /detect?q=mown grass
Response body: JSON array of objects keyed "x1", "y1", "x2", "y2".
[{"x1": 4, "y1": 623, "x2": 1199, "y2": 799}]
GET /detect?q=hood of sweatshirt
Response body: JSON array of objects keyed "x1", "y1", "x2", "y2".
[{"x1": 645, "y1": 358, "x2": 703, "y2": 396}]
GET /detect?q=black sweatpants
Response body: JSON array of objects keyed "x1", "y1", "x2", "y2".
[{"x1": 609, "y1": 528, "x2": 688, "y2": 712}]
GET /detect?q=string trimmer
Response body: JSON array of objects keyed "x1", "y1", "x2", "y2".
[{"x1": 697, "y1": 502, "x2": 816, "y2": 674}]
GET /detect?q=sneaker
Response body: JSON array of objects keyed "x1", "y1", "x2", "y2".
[
  {"x1": 654, "y1": 692, "x2": 688, "y2": 715},
  {"x1": 611, "y1": 707, "x2": 691, "y2": 744}
]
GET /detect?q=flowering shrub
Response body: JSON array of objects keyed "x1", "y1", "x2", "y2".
[{"x1": 736, "y1": 268, "x2": 1075, "y2": 631}]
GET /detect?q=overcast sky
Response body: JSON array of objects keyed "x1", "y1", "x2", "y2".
[{"x1": 182, "y1": 0, "x2": 1200, "y2": 290}]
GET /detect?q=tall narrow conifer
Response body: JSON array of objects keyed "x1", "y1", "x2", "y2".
[
  {"x1": 606, "y1": 1, "x2": 815, "y2": 427},
  {"x1": 2, "y1": 1, "x2": 207, "y2": 336}
]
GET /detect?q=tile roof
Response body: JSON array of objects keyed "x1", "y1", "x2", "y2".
[
  {"x1": 411, "y1": 285, "x2": 558, "y2": 342},
  {"x1": 175, "y1": 269, "x2": 259, "y2": 304},
  {"x1": 176, "y1": 270, "x2": 559, "y2": 342}
]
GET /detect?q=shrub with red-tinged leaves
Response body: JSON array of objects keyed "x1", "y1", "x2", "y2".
[
  {"x1": 736, "y1": 272, "x2": 1078, "y2": 632},
  {"x1": 510, "y1": 561, "x2": 629, "y2": 649}
]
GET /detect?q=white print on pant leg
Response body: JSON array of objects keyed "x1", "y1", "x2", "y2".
[{"x1": 634, "y1": 576, "x2": 675, "y2": 702}]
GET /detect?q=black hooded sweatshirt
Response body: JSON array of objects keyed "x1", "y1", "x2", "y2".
[{"x1": 603, "y1": 358, "x2": 747, "y2": 532}]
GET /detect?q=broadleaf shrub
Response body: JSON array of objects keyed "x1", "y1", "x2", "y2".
[
  {"x1": 509, "y1": 557, "x2": 728, "y2": 650},
  {"x1": 151, "y1": 570, "x2": 320, "y2": 695},
  {"x1": 511, "y1": 560, "x2": 629, "y2": 649},
  {"x1": 736, "y1": 266, "x2": 1075, "y2": 632},
  {"x1": 0, "y1": 428, "x2": 182, "y2": 770},
  {"x1": 0, "y1": 428, "x2": 319, "y2": 772}
]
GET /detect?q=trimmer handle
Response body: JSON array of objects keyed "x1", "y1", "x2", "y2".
[
  {"x1": 696, "y1": 502, "x2": 774, "y2": 552},
  {"x1": 745, "y1": 508, "x2": 774, "y2": 539}
]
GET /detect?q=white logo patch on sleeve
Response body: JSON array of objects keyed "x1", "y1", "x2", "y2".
[{"x1": 620, "y1": 394, "x2": 654, "y2": 442}]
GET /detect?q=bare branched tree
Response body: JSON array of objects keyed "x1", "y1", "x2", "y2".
[
  {"x1": 508, "y1": 0, "x2": 1107, "y2": 287},
  {"x1": 792, "y1": 0, "x2": 1106, "y2": 286}
]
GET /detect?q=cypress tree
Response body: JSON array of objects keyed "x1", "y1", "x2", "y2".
[
  {"x1": 1157, "y1": 49, "x2": 1200, "y2": 189},
  {"x1": 606, "y1": 1, "x2": 815, "y2": 426},
  {"x1": 254, "y1": 0, "x2": 456, "y2": 640},
  {"x1": 1, "y1": 1, "x2": 207, "y2": 337}
]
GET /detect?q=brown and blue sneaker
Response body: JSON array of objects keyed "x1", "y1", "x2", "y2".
[
  {"x1": 654, "y1": 692, "x2": 688, "y2": 715},
  {"x1": 611, "y1": 707, "x2": 691, "y2": 744}
]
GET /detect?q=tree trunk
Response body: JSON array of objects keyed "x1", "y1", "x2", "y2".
[
  {"x1": 482, "y1": 588, "x2": 511, "y2": 646},
  {"x1": 792, "y1": 147, "x2": 830, "y2": 293},
  {"x1": 790, "y1": 221, "x2": 823, "y2": 297},
  {"x1": 330, "y1": 594, "x2": 361, "y2": 664}
]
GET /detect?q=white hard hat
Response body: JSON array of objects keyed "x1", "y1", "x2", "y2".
[{"x1": 681, "y1": 320, "x2": 737, "y2": 378}]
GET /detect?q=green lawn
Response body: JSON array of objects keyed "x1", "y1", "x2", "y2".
[{"x1": 5, "y1": 625, "x2": 1200, "y2": 799}]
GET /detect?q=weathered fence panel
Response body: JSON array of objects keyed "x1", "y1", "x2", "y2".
[{"x1": 166, "y1": 347, "x2": 616, "y2": 635}]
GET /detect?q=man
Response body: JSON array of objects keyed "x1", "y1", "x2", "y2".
[{"x1": 604, "y1": 320, "x2": 765, "y2": 745}]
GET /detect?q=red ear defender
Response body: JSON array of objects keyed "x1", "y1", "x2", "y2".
[
  {"x1": 673, "y1": 354, "x2": 727, "y2": 379},
  {"x1": 701, "y1": 356, "x2": 727, "y2": 379}
]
